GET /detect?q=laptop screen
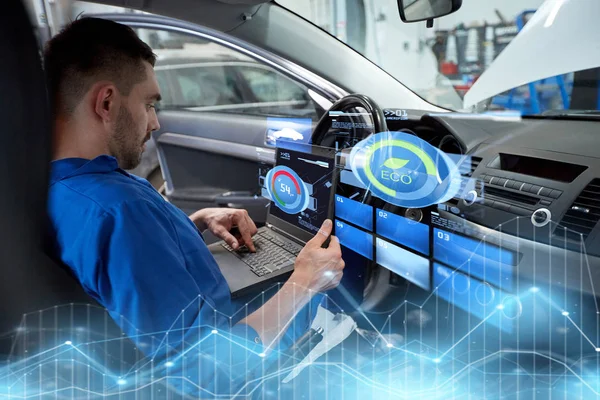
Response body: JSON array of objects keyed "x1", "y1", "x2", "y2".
[{"x1": 265, "y1": 145, "x2": 336, "y2": 239}]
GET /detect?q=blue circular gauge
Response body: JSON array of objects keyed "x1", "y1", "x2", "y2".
[
  {"x1": 265, "y1": 166, "x2": 310, "y2": 214},
  {"x1": 349, "y1": 131, "x2": 461, "y2": 208}
]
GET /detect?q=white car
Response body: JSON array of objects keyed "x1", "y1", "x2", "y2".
[{"x1": 269, "y1": 127, "x2": 305, "y2": 142}]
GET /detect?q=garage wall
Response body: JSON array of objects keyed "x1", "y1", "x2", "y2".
[
  {"x1": 435, "y1": 0, "x2": 546, "y2": 30},
  {"x1": 278, "y1": 0, "x2": 549, "y2": 109}
]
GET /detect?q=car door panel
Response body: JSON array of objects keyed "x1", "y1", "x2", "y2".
[{"x1": 154, "y1": 110, "x2": 276, "y2": 222}]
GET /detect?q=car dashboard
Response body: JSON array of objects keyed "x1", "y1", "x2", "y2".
[
  {"x1": 406, "y1": 111, "x2": 600, "y2": 288},
  {"x1": 331, "y1": 108, "x2": 600, "y2": 303}
]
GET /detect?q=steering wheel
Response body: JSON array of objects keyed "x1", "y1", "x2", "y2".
[
  {"x1": 311, "y1": 94, "x2": 388, "y2": 148},
  {"x1": 311, "y1": 94, "x2": 395, "y2": 312}
]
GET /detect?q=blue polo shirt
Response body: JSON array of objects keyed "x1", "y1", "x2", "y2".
[{"x1": 47, "y1": 155, "x2": 270, "y2": 394}]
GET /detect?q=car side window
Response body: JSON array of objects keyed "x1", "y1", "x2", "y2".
[
  {"x1": 238, "y1": 67, "x2": 308, "y2": 104},
  {"x1": 154, "y1": 70, "x2": 174, "y2": 107},
  {"x1": 171, "y1": 65, "x2": 243, "y2": 107},
  {"x1": 133, "y1": 28, "x2": 322, "y2": 119},
  {"x1": 235, "y1": 66, "x2": 318, "y2": 117}
]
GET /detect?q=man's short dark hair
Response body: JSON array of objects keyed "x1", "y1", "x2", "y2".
[{"x1": 44, "y1": 17, "x2": 156, "y2": 115}]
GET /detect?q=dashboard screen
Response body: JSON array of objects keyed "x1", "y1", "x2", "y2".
[
  {"x1": 265, "y1": 117, "x2": 312, "y2": 148},
  {"x1": 377, "y1": 238, "x2": 430, "y2": 290},
  {"x1": 327, "y1": 110, "x2": 375, "y2": 150},
  {"x1": 335, "y1": 194, "x2": 373, "y2": 231},
  {"x1": 490, "y1": 153, "x2": 587, "y2": 183},
  {"x1": 433, "y1": 228, "x2": 516, "y2": 292},
  {"x1": 268, "y1": 147, "x2": 335, "y2": 236},
  {"x1": 335, "y1": 219, "x2": 374, "y2": 260},
  {"x1": 376, "y1": 209, "x2": 430, "y2": 256}
]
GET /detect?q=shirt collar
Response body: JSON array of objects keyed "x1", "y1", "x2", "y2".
[{"x1": 50, "y1": 155, "x2": 127, "y2": 185}]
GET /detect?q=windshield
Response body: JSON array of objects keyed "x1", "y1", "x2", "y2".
[{"x1": 277, "y1": 0, "x2": 600, "y2": 115}]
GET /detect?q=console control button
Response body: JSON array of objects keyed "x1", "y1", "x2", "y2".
[
  {"x1": 540, "y1": 187, "x2": 552, "y2": 197},
  {"x1": 531, "y1": 208, "x2": 552, "y2": 227},
  {"x1": 512, "y1": 181, "x2": 524, "y2": 190},
  {"x1": 529, "y1": 185, "x2": 542, "y2": 195},
  {"x1": 549, "y1": 190, "x2": 562, "y2": 199},
  {"x1": 463, "y1": 190, "x2": 478, "y2": 206}
]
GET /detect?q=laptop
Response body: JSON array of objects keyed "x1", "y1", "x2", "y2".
[{"x1": 209, "y1": 144, "x2": 337, "y2": 298}]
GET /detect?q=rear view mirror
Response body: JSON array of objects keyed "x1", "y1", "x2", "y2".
[{"x1": 398, "y1": 0, "x2": 462, "y2": 25}]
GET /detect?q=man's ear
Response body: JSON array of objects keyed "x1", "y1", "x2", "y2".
[{"x1": 93, "y1": 83, "x2": 120, "y2": 122}]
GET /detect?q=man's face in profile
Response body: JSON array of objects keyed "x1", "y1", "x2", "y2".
[{"x1": 109, "y1": 62, "x2": 161, "y2": 170}]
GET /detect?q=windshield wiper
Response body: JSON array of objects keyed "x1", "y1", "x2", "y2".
[
  {"x1": 525, "y1": 110, "x2": 600, "y2": 121},
  {"x1": 543, "y1": 109, "x2": 600, "y2": 116}
]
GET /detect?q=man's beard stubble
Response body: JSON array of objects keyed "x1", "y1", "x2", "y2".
[{"x1": 109, "y1": 106, "x2": 146, "y2": 170}]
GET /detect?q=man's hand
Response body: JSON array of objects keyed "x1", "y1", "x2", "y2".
[
  {"x1": 240, "y1": 219, "x2": 345, "y2": 348},
  {"x1": 190, "y1": 208, "x2": 258, "y2": 252},
  {"x1": 290, "y1": 219, "x2": 345, "y2": 292}
]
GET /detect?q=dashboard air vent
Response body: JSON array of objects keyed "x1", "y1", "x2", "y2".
[
  {"x1": 447, "y1": 156, "x2": 483, "y2": 205},
  {"x1": 555, "y1": 178, "x2": 600, "y2": 241},
  {"x1": 459, "y1": 156, "x2": 483, "y2": 193},
  {"x1": 460, "y1": 156, "x2": 482, "y2": 178}
]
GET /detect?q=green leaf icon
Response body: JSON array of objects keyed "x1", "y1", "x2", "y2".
[{"x1": 383, "y1": 158, "x2": 409, "y2": 170}]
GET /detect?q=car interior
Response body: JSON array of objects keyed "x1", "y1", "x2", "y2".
[{"x1": 4, "y1": 0, "x2": 600, "y2": 398}]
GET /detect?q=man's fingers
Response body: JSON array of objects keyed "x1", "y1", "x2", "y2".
[
  {"x1": 331, "y1": 274, "x2": 342, "y2": 286},
  {"x1": 244, "y1": 213, "x2": 258, "y2": 237},
  {"x1": 242, "y1": 232, "x2": 255, "y2": 252},
  {"x1": 307, "y1": 219, "x2": 332, "y2": 247},
  {"x1": 235, "y1": 211, "x2": 256, "y2": 252},
  {"x1": 245, "y1": 213, "x2": 258, "y2": 236},
  {"x1": 223, "y1": 233, "x2": 240, "y2": 250},
  {"x1": 327, "y1": 235, "x2": 342, "y2": 256},
  {"x1": 215, "y1": 226, "x2": 240, "y2": 249}
]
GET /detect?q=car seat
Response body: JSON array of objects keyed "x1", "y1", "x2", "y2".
[{"x1": 0, "y1": 0, "x2": 140, "y2": 372}]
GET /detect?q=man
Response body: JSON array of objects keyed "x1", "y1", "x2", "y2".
[{"x1": 44, "y1": 17, "x2": 344, "y2": 392}]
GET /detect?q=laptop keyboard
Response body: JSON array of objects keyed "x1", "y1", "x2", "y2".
[{"x1": 221, "y1": 230, "x2": 303, "y2": 277}]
